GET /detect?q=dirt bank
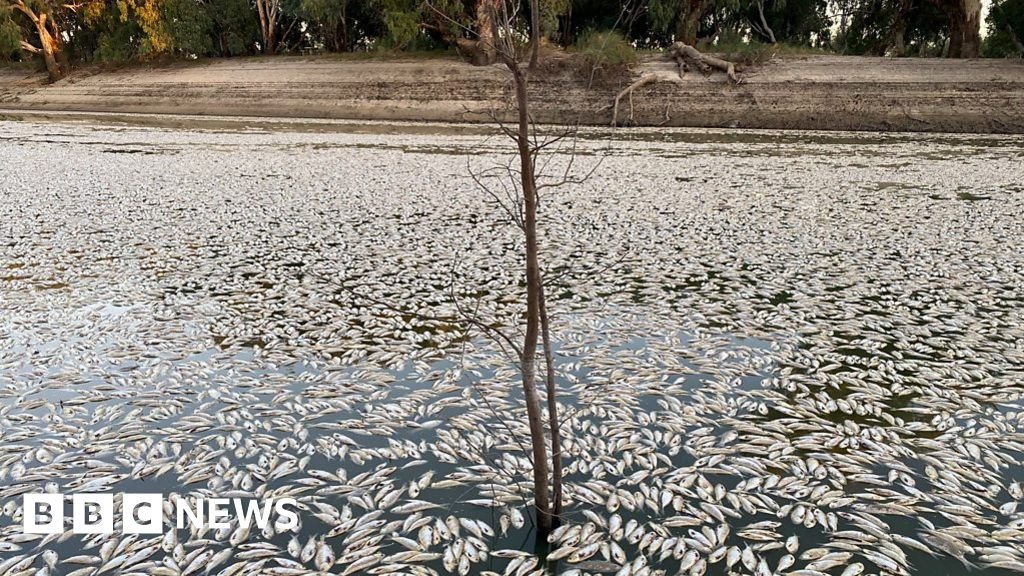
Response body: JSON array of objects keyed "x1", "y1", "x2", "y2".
[{"x1": 2, "y1": 55, "x2": 1023, "y2": 133}]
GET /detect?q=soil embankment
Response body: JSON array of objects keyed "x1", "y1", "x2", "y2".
[{"x1": 2, "y1": 55, "x2": 1023, "y2": 132}]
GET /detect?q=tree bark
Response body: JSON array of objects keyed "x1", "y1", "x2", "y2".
[
  {"x1": 529, "y1": 0, "x2": 540, "y2": 68},
  {"x1": 255, "y1": 0, "x2": 278, "y2": 55},
  {"x1": 496, "y1": 57, "x2": 553, "y2": 535},
  {"x1": 891, "y1": 0, "x2": 912, "y2": 55},
  {"x1": 610, "y1": 43, "x2": 737, "y2": 126},
  {"x1": 12, "y1": 2, "x2": 65, "y2": 82},
  {"x1": 340, "y1": 2, "x2": 348, "y2": 52},
  {"x1": 939, "y1": 0, "x2": 979, "y2": 58},
  {"x1": 538, "y1": 284, "x2": 563, "y2": 524},
  {"x1": 755, "y1": 0, "x2": 776, "y2": 43},
  {"x1": 670, "y1": 41, "x2": 737, "y2": 81},
  {"x1": 677, "y1": 0, "x2": 706, "y2": 45},
  {"x1": 473, "y1": 0, "x2": 499, "y2": 64},
  {"x1": 960, "y1": 0, "x2": 981, "y2": 57},
  {"x1": 947, "y1": 6, "x2": 963, "y2": 57}
]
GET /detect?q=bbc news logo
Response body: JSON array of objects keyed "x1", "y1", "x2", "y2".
[{"x1": 23, "y1": 493, "x2": 299, "y2": 534}]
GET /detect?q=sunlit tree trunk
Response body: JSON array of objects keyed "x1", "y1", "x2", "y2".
[
  {"x1": 12, "y1": 1, "x2": 65, "y2": 82},
  {"x1": 38, "y1": 19, "x2": 62, "y2": 80}
]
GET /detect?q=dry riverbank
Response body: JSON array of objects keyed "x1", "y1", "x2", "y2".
[{"x1": 2, "y1": 54, "x2": 1024, "y2": 133}]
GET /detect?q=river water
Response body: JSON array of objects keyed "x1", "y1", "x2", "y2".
[{"x1": 1, "y1": 119, "x2": 1023, "y2": 576}]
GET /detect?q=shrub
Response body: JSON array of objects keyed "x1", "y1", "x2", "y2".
[
  {"x1": 574, "y1": 29, "x2": 637, "y2": 69},
  {"x1": 1, "y1": 14, "x2": 21, "y2": 59}
]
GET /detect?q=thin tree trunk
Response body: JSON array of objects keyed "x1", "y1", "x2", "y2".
[
  {"x1": 529, "y1": 0, "x2": 540, "y2": 69},
  {"x1": 340, "y1": 2, "x2": 348, "y2": 51},
  {"x1": 756, "y1": 0, "x2": 776, "y2": 43},
  {"x1": 256, "y1": 0, "x2": 267, "y2": 51},
  {"x1": 538, "y1": 284, "x2": 563, "y2": 523},
  {"x1": 511, "y1": 61, "x2": 553, "y2": 535}
]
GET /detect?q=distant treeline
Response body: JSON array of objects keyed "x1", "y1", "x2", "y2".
[{"x1": 3, "y1": 0, "x2": 1022, "y2": 81}]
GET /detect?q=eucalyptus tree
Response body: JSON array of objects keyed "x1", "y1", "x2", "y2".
[
  {"x1": 2, "y1": 0, "x2": 69, "y2": 80},
  {"x1": 253, "y1": 0, "x2": 280, "y2": 52}
]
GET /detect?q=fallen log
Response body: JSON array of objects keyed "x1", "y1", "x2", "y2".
[
  {"x1": 610, "y1": 42, "x2": 740, "y2": 126},
  {"x1": 667, "y1": 42, "x2": 738, "y2": 83}
]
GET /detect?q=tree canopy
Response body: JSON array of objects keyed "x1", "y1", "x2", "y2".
[{"x1": 1, "y1": 0, "x2": 1011, "y2": 81}]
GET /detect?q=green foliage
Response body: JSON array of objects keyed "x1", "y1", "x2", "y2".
[
  {"x1": 76, "y1": 0, "x2": 172, "y2": 61},
  {"x1": 62, "y1": 0, "x2": 256, "y2": 60},
  {"x1": 538, "y1": 0, "x2": 569, "y2": 39},
  {"x1": 646, "y1": 0, "x2": 686, "y2": 40},
  {"x1": 85, "y1": 0, "x2": 143, "y2": 62},
  {"x1": 208, "y1": 0, "x2": 259, "y2": 55},
  {"x1": 162, "y1": 0, "x2": 214, "y2": 55},
  {"x1": 984, "y1": 0, "x2": 1024, "y2": 56},
  {"x1": 832, "y1": 0, "x2": 946, "y2": 55},
  {"x1": 574, "y1": 28, "x2": 637, "y2": 67},
  {"x1": 369, "y1": 0, "x2": 461, "y2": 51},
  {"x1": 728, "y1": 0, "x2": 829, "y2": 46},
  {"x1": 0, "y1": 0, "x2": 1012, "y2": 68},
  {"x1": 648, "y1": 0, "x2": 739, "y2": 42},
  {"x1": 381, "y1": 7, "x2": 419, "y2": 48},
  {"x1": 1, "y1": 12, "x2": 20, "y2": 57},
  {"x1": 297, "y1": 0, "x2": 348, "y2": 50}
]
